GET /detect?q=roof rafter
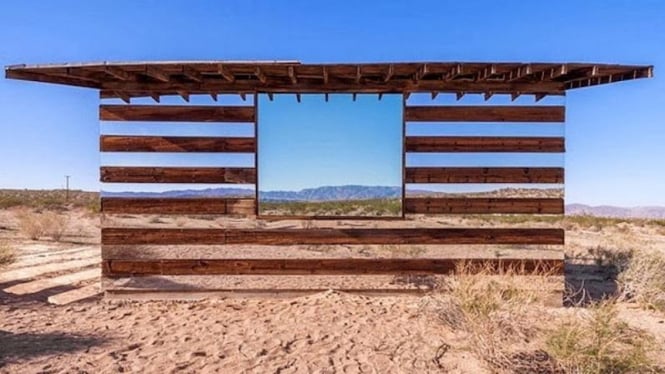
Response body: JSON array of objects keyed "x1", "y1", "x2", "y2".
[
  {"x1": 144, "y1": 66, "x2": 170, "y2": 82},
  {"x1": 217, "y1": 64, "x2": 235, "y2": 82}
]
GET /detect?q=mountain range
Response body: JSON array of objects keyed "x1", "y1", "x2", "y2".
[{"x1": 102, "y1": 185, "x2": 665, "y2": 219}]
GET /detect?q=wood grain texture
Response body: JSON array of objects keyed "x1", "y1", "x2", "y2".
[
  {"x1": 102, "y1": 258, "x2": 564, "y2": 276},
  {"x1": 101, "y1": 228, "x2": 564, "y2": 245},
  {"x1": 404, "y1": 106, "x2": 565, "y2": 122},
  {"x1": 405, "y1": 167, "x2": 564, "y2": 184},
  {"x1": 405, "y1": 136, "x2": 565, "y2": 153},
  {"x1": 101, "y1": 197, "x2": 255, "y2": 215},
  {"x1": 404, "y1": 197, "x2": 564, "y2": 214},
  {"x1": 99, "y1": 105, "x2": 255, "y2": 122},
  {"x1": 100, "y1": 167, "x2": 256, "y2": 184},
  {"x1": 100, "y1": 136, "x2": 255, "y2": 153}
]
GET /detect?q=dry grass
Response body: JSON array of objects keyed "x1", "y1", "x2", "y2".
[
  {"x1": 545, "y1": 300, "x2": 657, "y2": 373},
  {"x1": 617, "y1": 250, "x2": 665, "y2": 313},
  {"x1": 15, "y1": 210, "x2": 69, "y2": 241},
  {"x1": 433, "y1": 262, "x2": 561, "y2": 373},
  {"x1": 0, "y1": 243, "x2": 16, "y2": 267}
]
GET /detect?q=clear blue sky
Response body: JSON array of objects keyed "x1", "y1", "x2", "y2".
[{"x1": 1, "y1": 1, "x2": 663, "y2": 206}]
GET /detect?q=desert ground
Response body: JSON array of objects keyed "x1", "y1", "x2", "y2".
[{"x1": 1, "y1": 191, "x2": 665, "y2": 373}]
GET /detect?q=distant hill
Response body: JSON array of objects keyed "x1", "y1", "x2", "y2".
[{"x1": 566, "y1": 204, "x2": 665, "y2": 220}]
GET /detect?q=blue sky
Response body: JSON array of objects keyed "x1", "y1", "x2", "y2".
[{"x1": 0, "y1": 0, "x2": 663, "y2": 206}]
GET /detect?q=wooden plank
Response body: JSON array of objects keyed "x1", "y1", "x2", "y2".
[
  {"x1": 102, "y1": 258, "x2": 564, "y2": 276},
  {"x1": 101, "y1": 227, "x2": 564, "y2": 245},
  {"x1": 404, "y1": 197, "x2": 564, "y2": 214},
  {"x1": 100, "y1": 135, "x2": 255, "y2": 153},
  {"x1": 404, "y1": 106, "x2": 565, "y2": 122},
  {"x1": 4, "y1": 269, "x2": 100, "y2": 295},
  {"x1": 99, "y1": 105, "x2": 255, "y2": 122},
  {"x1": 405, "y1": 167, "x2": 564, "y2": 183},
  {"x1": 47, "y1": 283, "x2": 102, "y2": 305},
  {"x1": 101, "y1": 197, "x2": 255, "y2": 215},
  {"x1": 100, "y1": 167, "x2": 256, "y2": 184},
  {"x1": 405, "y1": 136, "x2": 565, "y2": 153}
]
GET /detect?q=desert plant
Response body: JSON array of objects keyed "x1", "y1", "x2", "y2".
[
  {"x1": 545, "y1": 300, "x2": 657, "y2": 373},
  {"x1": 617, "y1": 250, "x2": 665, "y2": 313},
  {"x1": 16, "y1": 210, "x2": 45, "y2": 240},
  {"x1": 433, "y1": 262, "x2": 553, "y2": 371},
  {"x1": 41, "y1": 211, "x2": 69, "y2": 241},
  {"x1": 0, "y1": 243, "x2": 16, "y2": 267}
]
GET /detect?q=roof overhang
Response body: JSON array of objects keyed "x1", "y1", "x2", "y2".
[{"x1": 5, "y1": 60, "x2": 653, "y2": 102}]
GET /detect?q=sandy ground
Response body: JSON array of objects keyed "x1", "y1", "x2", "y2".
[{"x1": 1, "y1": 208, "x2": 665, "y2": 373}]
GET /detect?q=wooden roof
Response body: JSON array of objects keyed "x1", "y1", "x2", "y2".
[{"x1": 5, "y1": 61, "x2": 653, "y2": 102}]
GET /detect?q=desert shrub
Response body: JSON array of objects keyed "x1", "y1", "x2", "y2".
[
  {"x1": 15, "y1": 210, "x2": 69, "y2": 241},
  {"x1": 433, "y1": 262, "x2": 558, "y2": 372},
  {"x1": 41, "y1": 212, "x2": 69, "y2": 241},
  {"x1": 16, "y1": 210, "x2": 45, "y2": 240},
  {"x1": 0, "y1": 243, "x2": 16, "y2": 267},
  {"x1": 545, "y1": 300, "x2": 656, "y2": 373},
  {"x1": 617, "y1": 250, "x2": 665, "y2": 313}
]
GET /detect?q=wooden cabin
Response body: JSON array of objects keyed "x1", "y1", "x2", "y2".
[{"x1": 5, "y1": 61, "x2": 653, "y2": 301}]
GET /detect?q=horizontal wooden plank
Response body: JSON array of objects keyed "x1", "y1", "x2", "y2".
[
  {"x1": 404, "y1": 197, "x2": 564, "y2": 214},
  {"x1": 102, "y1": 258, "x2": 564, "y2": 276},
  {"x1": 101, "y1": 197, "x2": 255, "y2": 215},
  {"x1": 405, "y1": 136, "x2": 565, "y2": 153},
  {"x1": 100, "y1": 135, "x2": 255, "y2": 152},
  {"x1": 405, "y1": 167, "x2": 564, "y2": 183},
  {"x1": 100, "y1": 167, "x2": 256, "y2": 183},
  {"x1": 99, "y1": 105, "x2": 255, "y2": 122},
  {"x1": 101, "y1": 228, "x2": 564, "y2": 245},
  {"x1": 404, "y1": 106, "x2": 565, "y2": 122}
]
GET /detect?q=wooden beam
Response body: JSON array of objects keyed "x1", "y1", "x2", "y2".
[
  {"x1": 101, "y1": 227, "x2": 565, "y2": 246},
  {"x1": 100, "y1": 135, "x2": 256, "y2": 152},
  {"x1": 325, "y1": 93, "x2": 329, "y2": 102},
  {"x1": 288, "y1": 66, "x2": 298, "y2": 84},
  {"x1": 100, "y1": 166, "x2": 256, "y2": 184},
  {"x1": 352, "y1": 93, "x2": 357, "y2": 101},
  {"x1": 99, "y1": 78, "x2": 566, "y2": 95},
  {"x1": 431, "y1": 92, "x2": 439, "y2": 100},
  {"x1": 104, "y1": 66, "x2": 131, "y2": 81},
  {"x1": 384, "y1": 64, "x2": 394, "y2": 82},
  {"x1": 144, "y1": 66, "x2": 170, "y2": 82},
  {"x1": 535, "y1": 93, "x2": 547, "y2": 102},
  {"x1": 267, "y1": 92, "x2": 273, "y2": 101},
  {"x1": 177, "y1": 90, "x2": 189, "y2": 102},
  {"x1": 484, "y1": 91, "x2": 494, "y2": 101},
  {"x1": 404, "y1": 105, "x2": 565, "y2": 122},
  {"x1": 240, "y1": 92, "x2": 247, "y2": 101},
  {"x1": 405, "y1": 167, "x2": 564, "y2": 184},
  {"x1": 103, "y1": 258, "x2": 564, "y2": 276},
  {"x1": 511, "y1": 92, "x2": 521, "y2": 101},
  {"x1": 101, "y1": 197, "x2": 255, "y2": 215},
  {"x1": 404, "y1": 197, "x2": 564, "y2": 215},
  {"x1": 475, "y1": 64, "x2": 497, "y2": 81},
  {"x1": 444, "y1": 64, "x2": 463, "y2": 81},
  {"x1": 456, "y1": 92, "x2": 465, "y2": 100},
  {"x1": 322, "y1": 66, "x2": 329, "y2": 84},
  {"x1": 296, "y1": 93, "x2": 301, "y2": 103},
  {"x1": 405, "y1": 136, "x2": 565, "y2": 153},
  {"x1": 210, "y1": 93, "x2": 218, "y2": 101},
  {"x1": 99, "y1": 105, "x2": 255, "y2": 122},
  {"x1": 255, "y1": 67, "x2": 267, "y2": 84},
  {"x1": 182, "y1": 66, "x2": 202, "y2": 82},
  {"x1": 217, "y1": 64, "x2": 235, "y2": 82},
  {"x1": 115, "y1": 91, "x2": 131, "y2": 104},
  {"x1": 355, "y1": 66, "x2": 362, "y2": 83},
  {"x1": 506, "y1": 64, "x2": 533, "y2": 81}
]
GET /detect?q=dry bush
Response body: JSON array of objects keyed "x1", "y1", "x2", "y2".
[
  {"x1": 16, "y1": 210, "x2": 45, "y2": 240},
  {"x1": 0, "y1": 243, "x2": 16, "y2": 267},
  {"x1": 41, "y1": 212, "x2": 69, "y2": 241},
  {"x1": 15, "y1": 210, "x2": 69, "y2": 241},
  {"x1": 545, "y1": 300, "x2": 657, "y2": 373},
  {"x1": 433, "y1": 261, "x2": 560, "y2": 372},
  {"x1": 617, "y1": 250, "x2": 665, "y2": 313}
]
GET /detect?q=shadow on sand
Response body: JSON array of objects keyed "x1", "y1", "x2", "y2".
[{"x1": 0, "y1": 330, "x2": 107, "y2": 367}]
